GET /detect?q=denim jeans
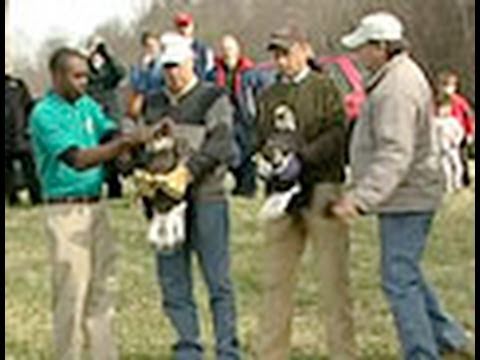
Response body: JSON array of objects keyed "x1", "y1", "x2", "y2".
[
  {"x1": 230, "y1": 119, "x2": 257, "y2": 197},
  {"x1": 379, "y1": 212, "x2": 467, "y2": 359},
  {"x1": 155, "y1": 200, "x2": 240, "y2": 360},
  {"x1": 230, "y1": 158, "x2": 257, "y2": 197}
]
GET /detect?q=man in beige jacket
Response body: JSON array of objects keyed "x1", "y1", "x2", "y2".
[{"x1": 332, "y1": 12, "x2": 474, "y2": 359}]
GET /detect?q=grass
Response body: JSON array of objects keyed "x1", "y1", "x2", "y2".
[{"x1": 5, "y1": 179, "x2": 475, "y2": 359}]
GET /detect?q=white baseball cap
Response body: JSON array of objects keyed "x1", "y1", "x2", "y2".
[
  {"x1": 160, "y1": 33, "x2": 194, "y2": 66},
  {"x1": 160, "y1": 32, "x2": 185, "y2": 48},
  {"x1": 341, "y1": 12, "x2": 404, "y2": 49}
]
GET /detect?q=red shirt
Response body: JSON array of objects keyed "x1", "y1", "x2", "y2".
[{"x1": 450, "y1": 93, "x2": 475, "y2": 137}]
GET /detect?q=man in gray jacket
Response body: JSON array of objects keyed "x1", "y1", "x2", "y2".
[
  {"x1": 139, "y1": 34, "x2": 240, "y2": 360},
  {"x1": 332, "y1": 12, "x2": 474, "y2": 359}
]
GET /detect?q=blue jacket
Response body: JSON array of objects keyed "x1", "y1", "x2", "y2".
[
  {"x1": 130, "y1": 58, "x2": 165, "y2": 96},
  {"x1": 192, "y1": 39, "x2": 214, "y2": 81}
]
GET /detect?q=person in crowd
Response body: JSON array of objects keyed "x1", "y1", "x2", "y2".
[
  {"x1": 436, "y1": 70, "x2": 475, "y2": 187},
  {"x1": 86, "y1": 35, "x2": 128, "y2": 198},
  {"x1": 86, "y1": 35, "x2": 126, "y2": 122},
  {"x1": 128, "y1": 30, "x2": 164, "y2": 120},
  {"x1": 208, "y1": 34, "x2": 257, "y2": 197},
  {"x1": 5, "y1": 73, "x2": 42, "y2": 205},
  {"x1": 173, "y1": 11, "x2": 215, "y2": 80},
  {"x1": 434, "y1": 94, "x2": 465, "y2": 192},
  {"x1": 332, "y1": 12, "x2": 475, "y2": 359}
]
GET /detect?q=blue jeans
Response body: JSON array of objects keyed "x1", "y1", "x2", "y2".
[
  {"x1": 230, "y1": 119, "x2": 257, "y2": 197},
  {"x1": 379, "y1": 212, "x2": 467, "y2": 359},
  {"x1": 155, "y1": 200, "x2": 240, "y2": 360}
]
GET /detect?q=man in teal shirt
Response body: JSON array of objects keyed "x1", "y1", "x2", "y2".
[
  {"x1": 31, "y1": 89, "x2": 118, "y2": 198},
  {"x1": 29, "y1": 47, "x2": 153, "y2": 359}
]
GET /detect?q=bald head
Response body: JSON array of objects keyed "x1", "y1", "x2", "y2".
[{"x1": 219, "y1": 34, "x2": 241, "y2": 69}]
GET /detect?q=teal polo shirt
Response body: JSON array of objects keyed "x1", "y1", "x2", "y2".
[{"x1": 29, "y1": 91, "x2": 117, "y2": 199}]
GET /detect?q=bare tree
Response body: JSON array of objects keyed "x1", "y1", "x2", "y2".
[
  {"x1": 15, "y1": 0, "x2": 476, "y2": 101},
  {"x1": 5, "y1": 0, "x2": 14, "y2": 73}
]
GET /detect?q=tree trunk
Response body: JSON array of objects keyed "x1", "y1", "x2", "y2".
[{"x1": 5, "y1": 0, "x2": 14, "y2": 73}]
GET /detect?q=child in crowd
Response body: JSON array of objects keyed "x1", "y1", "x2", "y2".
[{"x1": 435, "y1": 95, "x2": 465, "y2": 192}]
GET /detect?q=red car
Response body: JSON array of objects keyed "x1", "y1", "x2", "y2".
[{"x1": 317, "y1": 54, "x2": 366, "y2": 123}]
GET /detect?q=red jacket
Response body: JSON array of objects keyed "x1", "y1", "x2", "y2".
[
  {"x1": 450, "y1": 93, "x2": 475, "y2": 137},
  {"x1": 213, "y1": 56, "x2": 255, "y2": 97}
]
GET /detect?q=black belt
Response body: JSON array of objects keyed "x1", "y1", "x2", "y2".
[{"x1": 45, "y1": 196, "x2": 101, "y2": 204}]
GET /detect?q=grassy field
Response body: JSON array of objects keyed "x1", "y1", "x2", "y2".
[{"x1": 5, "y1": 179, "x2": 475, "y2": 359}]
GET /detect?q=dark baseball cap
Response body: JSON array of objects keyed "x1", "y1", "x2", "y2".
[{"x1": 267, "y1": 25, "x2": 307, "y2": 51}]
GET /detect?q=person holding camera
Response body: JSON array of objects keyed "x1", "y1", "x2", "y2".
[
  {"x1": 5, "y1": 73, "x2": 42, "y2": 205},
  {"x1": 86, "y1": 35, "x2": 127, "y2": 198}
]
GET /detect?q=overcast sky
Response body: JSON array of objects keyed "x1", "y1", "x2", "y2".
[{"x1": 8, "y1": 0, "x2": 153, "y2": 58}]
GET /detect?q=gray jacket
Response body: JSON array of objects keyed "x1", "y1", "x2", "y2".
[
  {"x1": 349, "y1": 53, "x2": 444, "y2": 213},
  {"x1": 144, "y1": 81, "x2": 235, "y2": 202}
]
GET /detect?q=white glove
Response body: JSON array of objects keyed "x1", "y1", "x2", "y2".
[
  {"x1": 259, "y1": 184, "x2": 301, "y2": 221},
  {"x1": 257, "y1": 156, "x2": 274, "y2": 180},
  {"x1": 148, "y1": 201, "x2": 187, "y2": 252}
]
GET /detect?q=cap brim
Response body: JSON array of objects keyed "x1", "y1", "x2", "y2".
[
  {"x1": 160, "y1": 54, "x2": 182, "y2": 66},
  {"x1": 341, "y1": 28, "x2": 367, "y2": 49},
  {"x1": 160, "y1": 47, "x2": 194, "y2": 66},
  {"x1": 175, "y1": 19, "x2": 193, "y2": 27},
  {"x1": 267, "y1": 40, "x2": 291, "y2": 51}
]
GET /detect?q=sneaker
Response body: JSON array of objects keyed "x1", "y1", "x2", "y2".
[{"x1": 442, "y1": 331, "x2": 475, "y2": 359}]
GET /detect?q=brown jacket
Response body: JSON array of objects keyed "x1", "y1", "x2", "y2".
[
  {"x1": 256, "y1": 70, "x2": 347, "y2": 185},
  {"x1": 349, "y1": 53, "x2": 444, "y2": 213}
]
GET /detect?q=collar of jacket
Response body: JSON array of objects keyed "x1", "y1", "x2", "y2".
[
  {"x1": 366, "y1": 52, "x2": 409, "y2": 94},
  {"x1": 280, "y1": 66, "x2": 311, "y2": 85},
  {"x1": 215, "y1": 56, "x2": 255, "y2": 71},
  {"x1": 214, "y1": 56, "x2": 254, "y2": 95},
  {"x1": 165, "y1": 77, "x2": 200, "y2": 105}
]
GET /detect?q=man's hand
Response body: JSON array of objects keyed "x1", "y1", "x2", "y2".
[
  {"x1": 121, "y1": 124, "x2": 160, "y2": 149},
  {"x1": 330, "y1": 196, "x2": 360, "y2": 224},
  {"x1": 96, "y1": 43, "x2": 110, "y2": 60}
]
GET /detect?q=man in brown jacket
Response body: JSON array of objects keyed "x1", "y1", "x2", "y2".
[
  {"x1": 255, "y1": 25, "x2": 356, "y2": 360},
  {"x1": 333, "y1": 12, "x2": 474, "y2": 359}
]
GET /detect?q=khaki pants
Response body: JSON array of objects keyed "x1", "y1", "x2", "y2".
[
  {"x1": 44, "y1": 202, "x2": 118, "y2": 360},
  {"x1": 257, "y1": 184, "x2": 356, "y2": 360}
]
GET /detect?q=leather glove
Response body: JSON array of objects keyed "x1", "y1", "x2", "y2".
[
  {"x1": 156, "y1": 164, "x2": 192, "y2": 200},
  {"x1": 132, "y1": 169, "x2": 159, "y2": 198}
]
